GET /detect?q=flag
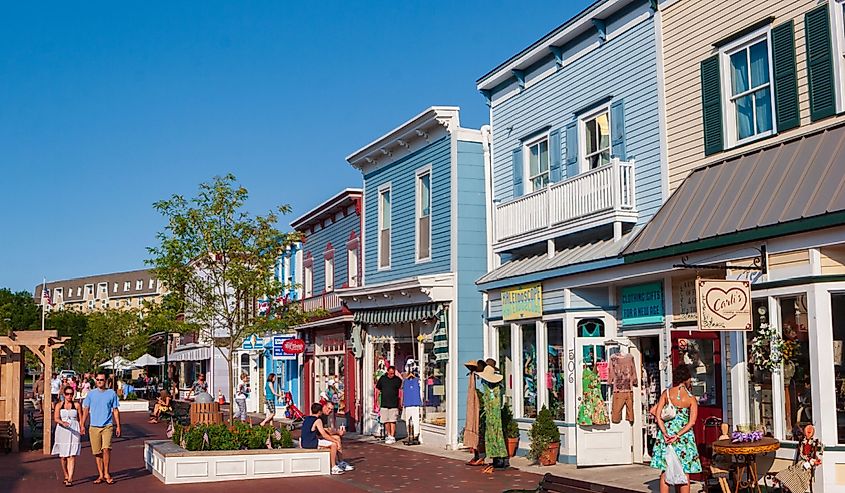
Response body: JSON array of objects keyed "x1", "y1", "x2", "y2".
[
  {"x1": 265, "y1": 431, "x2": 273, "y2": 449},
  {"x1": 166, "y1": 420, "x2": 174, "y2": 439},
  {"x1": 258, "y1": 299, "x2": 270, "y2": 316},
  {"x1": 202, "y1": 431, "x2": 210, "y2": 449},
  {"x1": 42, "y1": 287, "x2": 53, "y2": 306}
]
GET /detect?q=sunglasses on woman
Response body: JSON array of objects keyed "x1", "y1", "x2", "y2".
[{"x1": 64, "y1": 392, "x2": 74, "y2": 396}]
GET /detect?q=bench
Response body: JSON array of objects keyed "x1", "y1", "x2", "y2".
[
  {"x1": 504, "y1": 473, "x2": 644, "y2": 493},
  {"x1": 159, "y1": 400, "x2": 191, "y2": 426},
  {"x1": 27, "y1": 411, "x2": 43, "y2": 450},
  {"x1": 0, "y1": 421, "x2": 13, "y2": 452}
]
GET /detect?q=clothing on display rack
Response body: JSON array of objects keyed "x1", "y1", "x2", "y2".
[
  {"x1": 577, "y1": 367, "x2": 609, "y2": 426},
  {"x1": 608, "y1": 353, "x2": 638, "y2": 424}
]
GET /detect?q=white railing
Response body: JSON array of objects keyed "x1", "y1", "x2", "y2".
[
  {"x1": 495, "y1": 158, "x2": 636, "y2": 243},
  {"x1": 301, "y1": 291, "x2": 342, "y2": 313}
]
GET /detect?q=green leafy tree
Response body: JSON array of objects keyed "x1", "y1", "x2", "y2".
[
  {"x1": 83, "y1": 308, "x2": 146, "y2": 383},
  {"x1": 0, "y1": 288, "x2": 40, "y2": 334},
  {"x1": 148, "y1": 174, "x2": 312, "y2": 419},
  {"x1": 47, "y1": 310, "x2": 89, "y2": 370}
]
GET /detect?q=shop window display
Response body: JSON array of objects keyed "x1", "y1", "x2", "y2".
[
  {"x1": 747, "y1": 299, "x2": 775, "y2": 433},
  {"x1": 546, "y1": 321, "x2": 565, "y2": 420},
  {"x1": 497, "y1": 326, "x2": 513, "y2": 408},
  {"x1": 422, "y1": 342, "x2": 447, "y2": 426},
  {"x1": 831, "y1": 293, "x2": 845, "y2": 444},
  {"x1": 522, "y1": 324, "x2": 537, "y2": 418},
  {"x1": 679, "y1": 338, "x2": 717, "y2": 407},
  {"x1": 779, "y1": 296, "x2": 811, "y2": 441}
]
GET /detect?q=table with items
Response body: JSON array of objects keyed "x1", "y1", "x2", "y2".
[{"x1": 712, "y1": 437, "x2": 780, "y2": 493}]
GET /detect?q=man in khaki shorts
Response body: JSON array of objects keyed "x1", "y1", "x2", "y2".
[
  {"x1": 374, "y1": 366, "x2": 402, "y2": 444},
  {"x1": 81, "y1": 372, "x2": 121, "y2": 484}
]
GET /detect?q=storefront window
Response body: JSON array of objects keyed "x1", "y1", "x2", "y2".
[
  {"x1": 422, "y1": 341, "x2": 447, "y2": 426},
  {"x1": 832, "y1": 293, "x2": 845, "y2": 444},
  {"x1": 779, "y1": 296, "x2": 811, "y2": 441},
  {"x1": 747, "y1": 299, "x2": 775, "y2": 433},
  {"x1": 497, "y1": 326, "x2": 513, "y2": 409},
  {"x1": 522, "y1": 324, "x2": 538, "y2": 418},
  {"x1": 546, "y1": 321, "x2": 565, "y2": 420},
  {"x1": 677, "y1": 338, "x2": 718, "y2": 407}
]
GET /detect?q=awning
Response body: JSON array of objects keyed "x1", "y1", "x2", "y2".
[
  {"x1": 624, "y1": 121, "x2": 845, "y2": 260},
  {"x1": 353, "y1": 302, "x2": 443, "y2": 325},
  {"x1": 168, "y1": 344, "x2": 211, "y2": 362}
]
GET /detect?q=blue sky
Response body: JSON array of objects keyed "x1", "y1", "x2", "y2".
[{"x1": 1, "y1": 1, "x2": 591, "y2": 292}]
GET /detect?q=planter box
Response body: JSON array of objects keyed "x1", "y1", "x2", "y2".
[
  {"x1": 144, "y1": 440, "x2": 330, "y2": 484},
  {"x1": 119, "y1": 400, "x2": 150, "y2": 412}
]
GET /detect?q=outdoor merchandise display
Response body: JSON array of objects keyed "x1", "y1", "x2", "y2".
[
  {"x1": 577, "y1": 367, "x2": 609, "y2": 426},
  {"x1": 608, "y1": 353, "x2": 638, "y2": 424}
]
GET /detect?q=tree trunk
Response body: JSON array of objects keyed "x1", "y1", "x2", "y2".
[{"x1": 227, "y1": 343, "x2": 235, "y2": 424}]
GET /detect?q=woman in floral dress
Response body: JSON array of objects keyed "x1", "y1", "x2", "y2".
[{"x1": 651, "y1": 365, "x2": 701, "y2": 493}]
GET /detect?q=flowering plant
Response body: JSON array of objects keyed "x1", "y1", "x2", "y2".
[
  {"x1": 731, "y1": 430, "x2": 763, "y2": 443},
  {"x1": 750, "y1": 323, "x2": 790, "y2": 373}
]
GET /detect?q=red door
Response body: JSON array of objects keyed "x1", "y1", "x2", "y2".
[{"x1": 671, "y1": 331, "x2": 722, "y2": 480}]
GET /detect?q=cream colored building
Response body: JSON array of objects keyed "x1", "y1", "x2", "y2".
[{"x1": 35, "y1": 269, "x2": 167, "y2": 313}]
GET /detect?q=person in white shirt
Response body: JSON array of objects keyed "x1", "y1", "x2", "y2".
[{"x1": 50, "y1": 373, "x2": 62, "y2": 404}]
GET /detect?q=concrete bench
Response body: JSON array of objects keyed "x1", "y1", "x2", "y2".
[{"x1": 144, "y1": 439, "x2": 331, "y2": 484}]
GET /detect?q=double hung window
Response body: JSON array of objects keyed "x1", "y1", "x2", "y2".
[
  {"x1": 347, "y1": 244, "x2": 358, "y2": 287},
  {"x1": 303, "y1": 257, "x2": 313, "y2": 298},
  {"x1": 378, "y1": 186, "x2": 391, "y2": 269},
  {"x1": 526, "y1": 138, "x2": 549, "y2": 191},
  {"x1": 722, "y1": 31, "x2": 774, "y2": 145},
  {"x1": 582, "y1": 109, "x2": 611, "y2": 170},
  {"x1": 416, "y1": 169, "x2": 432, "y2": 261},
  {"x1": 325, "y1": 256, "x2": 334, "y2": 292}
]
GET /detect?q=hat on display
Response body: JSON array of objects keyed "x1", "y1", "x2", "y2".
[
  {"x1": 485, "y1": 358, "x2": 499, "y2": 371},
  {"x1": 477, "y1": 365, "x2": 503, "y2": 384},
  {"x1": 464, "y1": 359, "x2": 487, "y2": 373}
]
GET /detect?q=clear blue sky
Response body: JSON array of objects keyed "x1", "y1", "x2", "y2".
[{"x1": 1, "y1": 0, "x2": 591, "y2": 293}]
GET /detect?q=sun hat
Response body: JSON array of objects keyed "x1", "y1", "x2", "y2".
[
  {"x1": 464, "y1": 359, "x2": 487, "y2": 373},
  {"x1": 476, "y1": 365, "x2": 503, "y2": 384}
]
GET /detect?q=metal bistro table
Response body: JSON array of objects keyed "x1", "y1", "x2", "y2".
[{"x1": 712, "y1": 437, "x2": 780, "y2": 493}]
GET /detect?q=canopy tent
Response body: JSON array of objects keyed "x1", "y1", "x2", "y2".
[
  {"x1": 131, "y1": 353, "x2": 159, "y2": 367},
  {"x1": 99, "y1": 356, "x2": 138, "y2": 371}
]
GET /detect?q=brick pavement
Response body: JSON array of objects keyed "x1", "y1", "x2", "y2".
[{"x1": 0, "y1": 410, "x2": 542, "y2": 493}]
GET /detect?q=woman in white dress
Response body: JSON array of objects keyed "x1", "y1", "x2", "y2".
[{"x1": 52, "y1": 385, "x2": 84, "y2": 486}]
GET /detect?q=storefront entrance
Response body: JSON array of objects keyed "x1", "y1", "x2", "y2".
[{"x1": 671, "y1": 330, "x2": 722, "y2": 479}]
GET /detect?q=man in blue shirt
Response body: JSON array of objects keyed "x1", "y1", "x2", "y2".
[
  {"x1": 401, "y1": 368, "x2": 423, "y2": 442},
  {"x1": 82, "y1": 372, "x2": 121, "y2": 485}
]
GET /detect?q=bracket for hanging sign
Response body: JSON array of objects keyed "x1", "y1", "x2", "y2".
[{"x1": 672, "y1": 245, "x2": 767, "y2": 275}]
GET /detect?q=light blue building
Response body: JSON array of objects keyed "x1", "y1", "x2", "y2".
[
  {"x1": 475, "y1": 0, "x2": 668, "y2": 466},
  {"x1": 337, "y1": 107, "x2": 490, "y2": 449}
]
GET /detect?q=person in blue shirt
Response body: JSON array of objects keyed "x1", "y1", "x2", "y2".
[
  {"x1": 260, "y1": 373, "x2": 280, "y2": 426},
  {"x1": 402, "y1": 367, "x2": 423, "y2": 441},
  {"x1": 301, "y1": 403, "x2": 346, "y2": 475},
  {"x1": 81, "y1": 372, "x2": 121, "y2": 485}
]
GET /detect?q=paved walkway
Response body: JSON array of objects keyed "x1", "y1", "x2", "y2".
[{"x1": 0, "y1": 411, "x2": 542, "y2": 493}]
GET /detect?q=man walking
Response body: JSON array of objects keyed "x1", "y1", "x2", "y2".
[
  {"x1": 50, "y1": 372, "x2": 62, "y2": 404},
  {"x1": 374, "y1": 366, "x2": 402, "y2": 444},
  {"x1": 81, "y1": 372, "x2": 121, "y2": 484}
]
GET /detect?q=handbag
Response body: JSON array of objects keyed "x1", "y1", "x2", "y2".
[{"x1": 660, "y1": 390, "x2": 677, "y2": 421}]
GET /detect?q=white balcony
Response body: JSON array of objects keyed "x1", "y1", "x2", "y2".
[
  {"x1": 494, "y1": 158, "x2": 637, "y2": 252},
  {"x1": 301, "y1": 291, "x2": 343, "y2": 314}
]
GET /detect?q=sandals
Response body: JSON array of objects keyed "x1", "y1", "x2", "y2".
[
  {"x1": 93, "y1": 478, "x2": 103, "y2": 485},
  {"x1": 481, "y1": 465, "x2": 494, "y2": 474},
  {"x1": 466, "y1": 457, "x2": 484, "y2": 466},
  {"x1": 63, "y1": 480, "x2": 71, "y2": 487}
]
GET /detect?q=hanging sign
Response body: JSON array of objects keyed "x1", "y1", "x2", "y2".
[
  {"x1": 696, "y1": 279, "x2": 752, "y2": 331},
  {"x1": 282, "y1": 338, "x2": 306, "y2": 354},
  {"x1": 620, "y1": 282, "x2": 664, "y2": 327},
  {"x1": 272, "y1": 334, "x2": 298, "y2": 360},
  {"x1": 501, "y1": 283, "x2": 543, "y2": 321}
]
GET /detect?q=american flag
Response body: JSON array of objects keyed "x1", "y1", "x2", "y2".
[
  {"x1": 258, "y1": 299, "x2": 270, "y2": 316},
  {"x1": 42, "y1": 287, "x2": 53, "y2": 306}
]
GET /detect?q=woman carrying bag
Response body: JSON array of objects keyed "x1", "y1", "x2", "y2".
[{"x1": 650, "y1": 365, "x2": 701, "y2": 493}]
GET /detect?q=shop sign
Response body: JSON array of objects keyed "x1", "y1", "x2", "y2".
[
  {"x1": 672, "y1": 277, "x2": 698, "y2": 323},
  {"x1": 620, "y1": 282, "x2": 664, "y2": 327},
  {"x1": 501, "y1": 283, "x2": 542, "y2": 321},
  {"x1": 282, "y1": 338, "x2": 306, "y2": 354},
  {"x1": 696, "y1": 279, "x2": 752, "y2": 331},
  {"x1": 272, "y1": 334, "x2": 298, "y2": 360}
]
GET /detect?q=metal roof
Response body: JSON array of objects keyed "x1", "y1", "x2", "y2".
[
  {"x1": 476, "y1": 231, "x2": 635, "y2": 285},
  {"x1": 624, "y1": 122, "x2": 845, "y2": 257}
]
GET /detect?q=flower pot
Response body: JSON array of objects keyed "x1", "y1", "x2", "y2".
[
  {"x1": 538, "y1": 441, "x2": 560, "y2": 466},
  {"x1": 506, "y1": 437, "x2": 519, "y2": 457}
]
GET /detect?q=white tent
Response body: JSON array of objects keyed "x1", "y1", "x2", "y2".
[
  {"x1": 131, "y1": 353, "x2": 159, "y2": 367},
  {"x1": 99, "y1": 356, "x2": 137, "y2": 371}
]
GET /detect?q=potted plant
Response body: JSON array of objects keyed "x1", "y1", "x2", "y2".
[
  {"x1": 527, "y1": 406, "x2": 560, "y2": 466},
  {"x1": 503, "y1": 404, "x2": 520, "y2": 457}
]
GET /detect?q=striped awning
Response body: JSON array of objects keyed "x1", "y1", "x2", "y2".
[
  {"x1": 353, "y1": 303, "x2": 443, "y2": 326},
  {"x1": 168, "y1": 345, "x2": 211, "y2": 362}
]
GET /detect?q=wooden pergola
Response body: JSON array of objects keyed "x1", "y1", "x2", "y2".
[{"x1": 0, "y1": 330, "x2": 69, "y2": 453}]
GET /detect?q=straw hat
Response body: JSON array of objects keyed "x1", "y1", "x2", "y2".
[
  {"x1": 476, "y1": 365, "x2": 503, "y2": 384},
  {"x1": 464, "y1": 359, "x2": 487, "y2": 373}
]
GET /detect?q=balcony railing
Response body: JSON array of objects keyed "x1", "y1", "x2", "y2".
[
  {"x1": 301, "y1": 291, "x2": 343, "y2": 314},
  {"x1": 495, "y1": 158, "x2": 636, "y2": 248}
]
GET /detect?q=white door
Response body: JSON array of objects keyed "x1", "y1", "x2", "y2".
[{"x1": 575, "y1": 337, "x2": 635, "y2": 466}]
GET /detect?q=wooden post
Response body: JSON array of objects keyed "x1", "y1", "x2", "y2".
[{"x1": 43, "y1": 345, "x2": 52, "y2": 455}]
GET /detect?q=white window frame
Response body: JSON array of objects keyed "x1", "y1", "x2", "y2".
[
  {"x1": 123, "y1": 281, "x2": 131, "y2": 292},
  {"x1": 831, "y1": 0, "x2": 845, "y2": 113},
  {"x1": 304, "y1": 260, "x2": 313, "y2": 298},
  {"x1": 377, "y1": 183, "x2": 392, "y2": 270},
  {"x1": 324, "y1": 255, "x2": 334, "y2": 292},
  {"x1": 415, "y1": 165, "x2": 433, "y2": 263},
  {"x1": 136, "y1": 280, "x2": 143, "y2": 290},
  {"x1": 149, "y1": 278, "x2": 156, "y2": 289},
  {"x1": 719, "y1": 27, "x2": 777, "y2": 149},
  {"x1": 523, "y1": 134, "x2": 550, "y2": 192},
  {"x1": 85, "y1": 284, "x2": 94, "y2": 298},
  {"x1": 347, "y1": 242, "x2": 359, "y2": 288},
  {"x1": 579, "y1": 105, "x2": 612, "y2": 173}
]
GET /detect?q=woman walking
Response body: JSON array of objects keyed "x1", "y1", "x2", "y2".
[
  {"x1": 52, "y1": 385, "x2": 83, "y2": 486},
  {"x1": 650, "y1": 365, "x2": 701, "y2": 493},
  {"x1": 260, "y1": 373, "x2": 280, "y2": 426}
]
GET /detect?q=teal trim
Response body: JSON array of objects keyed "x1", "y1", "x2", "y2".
[
  {"x1": 625, "y1": 211, "x2": 845, "y2": 264},
  {"x1": 477, "y1": 257, "x2": 623, "y2": 291},
  {"x1": 752, "y1": 274, "x2": 845, "y2": 290}
]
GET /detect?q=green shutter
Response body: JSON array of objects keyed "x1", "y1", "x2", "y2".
[
  {"x1": 772, "y1": 20, "x2": 800, "y2": 131},
  {"x1": 805, "y1": 4, "x2": 836, "y2": 121},
  {"x1": 700, "y1": 55, "x2": 723, "y2": 156}
]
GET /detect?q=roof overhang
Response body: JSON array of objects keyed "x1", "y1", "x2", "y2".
[
  {"x1": 290, "y1": 188, "x2": 362, "y2": 231},
  {"x1": 336, "y1": 273, "x2": 454, "y2": 310},
  {"x1": 346, "y1": 107, "x2": 460, "y2": 172},
  {"x1": 294, "y1": 314, "x2": 355, "y2": 331},
  {"x1": 476, "y1": 0, "x2": 629, "y2": 92}
]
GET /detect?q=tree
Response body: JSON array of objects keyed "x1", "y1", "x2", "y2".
[
  {"x1": 47, "y1": 310, "x2": 89, "y2": 370},
  {"x1": 0, "y1": 288, "x2": 40, "y2": 334},
  {"x1": 83, "y1": 308, "x2": 146, "y2": 384},
  {"x1": 148, "y1": 174, "x2": 311, "y2": 421}
]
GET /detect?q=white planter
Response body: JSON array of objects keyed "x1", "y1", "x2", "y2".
[
  {"x1": 119, "y1": 400, "x2": 150, "y2": 412},
  {"x1": 144, "y1": 440, "x2": 331, "y2": 484}
]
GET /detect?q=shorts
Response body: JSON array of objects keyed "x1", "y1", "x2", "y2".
[
  {"x1": 89, "y1": 425, "x2": 114, "y2": 455},
  {"x1": 265, "y1": 399, "x2": 276, "y2": 414},
  {"x1": 318, "y1": 439, "x2": 334, "y2": 448},
  {"x1": 379, "y1": 407, "x2": 399, "y2": 423}
]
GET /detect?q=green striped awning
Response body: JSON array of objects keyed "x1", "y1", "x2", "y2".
[{"x1": 353, "y1": 303, "x2": 443, "y2": 326}]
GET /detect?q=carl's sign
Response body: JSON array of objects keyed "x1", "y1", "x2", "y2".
[{"x1": 696, "y1": 279, "x2": 751, "y2": 331}]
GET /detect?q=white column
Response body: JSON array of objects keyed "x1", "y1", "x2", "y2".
[
  {"x1": 511, "y1": 323, "x2": 523, "y2": 418},
  {"x1": 729, "y1": 330, "x2": 749, "y2": 426},
  {"x1": 809, "y1": 285, "x2": 837, "y2": 446},
  {"x1": 536, "y1": 320, "x2": 548, "y2": 412},
  {"x1": 769, "y1": 296, "x2": 786, "y2": 440}
]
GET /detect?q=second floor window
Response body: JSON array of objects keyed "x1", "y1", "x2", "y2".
[
  {"x1": 347, "y1": 244, "x2": 359, "y2": 287},
  {"x1": 723, "y1": 32, "x2": 774, "y2": 145},
  {"x1": 325, "y1": 256, "x2": 334, "y2": 292},
  {"x1": 124, "y1": 281, "x2": 131, "y2": 292},
  {"x1": 582, "y1": 109, "x2": 611, "y2": 170},
  {"x1": 378, "y1": 186, "x2": 391, "y2": 269},
  {"x1": 416, "y1": 169, "x2": 431, "y2": 261},
  {"x1": 526, "y1": 138, "x2": 549, "y2": 191},
  {"x1": 304, "y1": 262, "x2": 313, "y2": 298}
]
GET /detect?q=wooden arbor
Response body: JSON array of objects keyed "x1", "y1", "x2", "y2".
[{"x1": 0, "y1": 330, "x2": 69, "y2": 453}]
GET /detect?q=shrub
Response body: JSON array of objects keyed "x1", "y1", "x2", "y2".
[
  {"x1": 173, "y1": 421, "x2": 294, "y2": 451},
  {"x1": 122, "y1": 392, "x2": 138, "y2": 401},
  {"x1": 527, "y1": 406, "x2": 559, "y2": 462},
  {"x1": 502, "y1": 404, "x2": 520, "y2": 439}
]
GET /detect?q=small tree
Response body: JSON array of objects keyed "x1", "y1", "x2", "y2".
[
  {"x1": 527, "y1": 405, "x2": 560, "y2": 462},
  {"x1": 84, "y1": 308, "x2": 145, "y2": 384},
  {"x1": 148, "y1": 174, "x2": 311, "y2": 421},
  {"x1": 48, "y1": 310, "x2": 89, "y2": 370}
]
